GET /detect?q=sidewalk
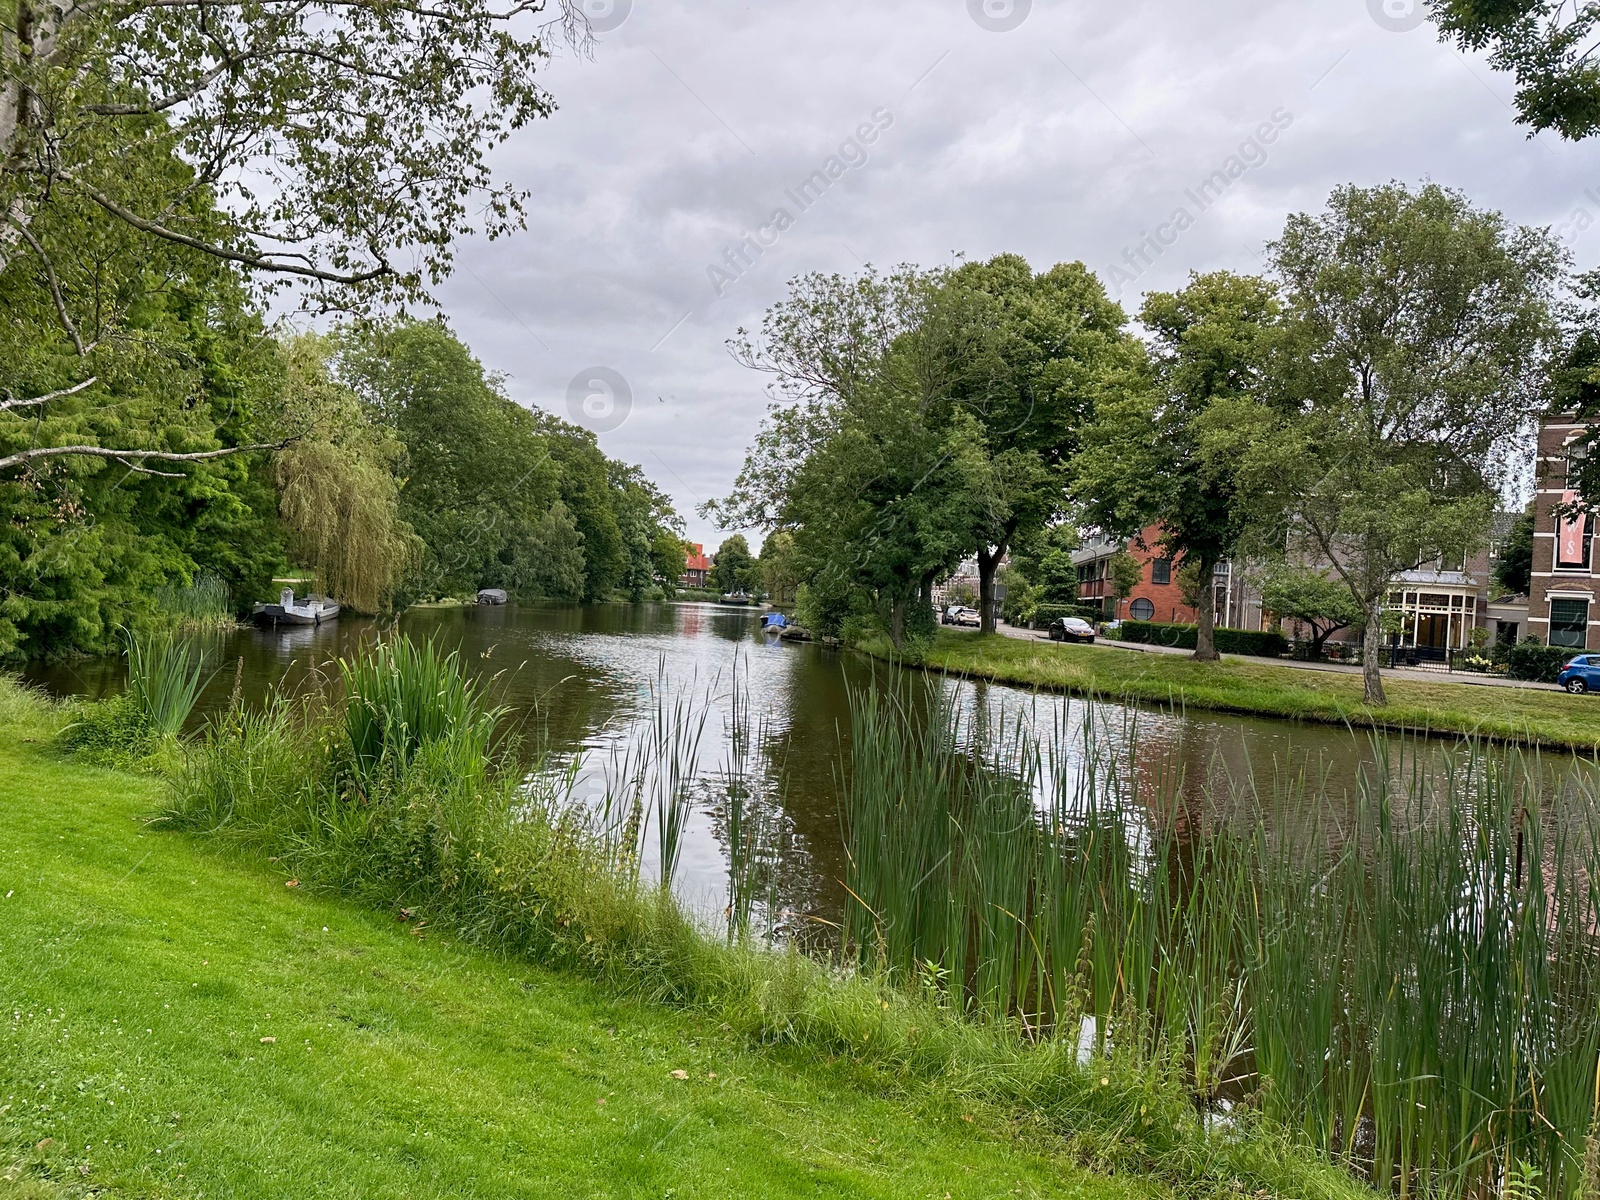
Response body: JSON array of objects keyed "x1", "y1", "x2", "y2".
[{"x1": 988, "y1": 622, "x2": 1561, "y2": 693}]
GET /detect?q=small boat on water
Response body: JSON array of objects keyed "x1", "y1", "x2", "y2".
[
  {"x1": 253, "y1": 587, "x2": 340, "y2": 627},
  {"x1": 477, "y1": 588, "x2": 508, "y2": 605}
]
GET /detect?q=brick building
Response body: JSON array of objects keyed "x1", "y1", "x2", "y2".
[
  {"x1": 1529, "y1": 417, "x2": 1600, "y2": 650},
  {"x1": 680, "y1": 543, "x2": 711, "y2": 590},
  {"x1": 1070, "y1": 525, "x2": 1263, "y2": 630}
]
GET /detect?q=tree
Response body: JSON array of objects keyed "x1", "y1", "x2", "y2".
[
  {"x1": 1107, "y1": 551, "x2": 1143, "y2": 613},
  {"x1": 706, "y1": 266, "x2": 986, "y2": 645},
  {"x1": 0, "y1": 200, "x2": 289, "y2": 658},
  {"x1": 935, "y1": 255, "x2": 1144, "y2": 634},
  {"x1": 2, "y1": 0, "x2": 582, "y2": 474},
  {"x1": 272, "y1": 333, "x2": 417, "y2": 613},
  {"x1": 1259, "y1": 565, "x2": 1363, "y2": 659},
  {"x1": 1235, "y1": 182, "x2": 1558, "y2": 705},
  {"x1": 1494, "y1": 508, "x2": 1536, "y2": 595},
  {"x1": 650, "y1": 532, "x2": 687, "y2": 595},
  {"x1": 1432, "y1": 1, "x2": 1600, "y2": 139},
  {"x1": 506, "y1": 500, "x2": 586, "y2": 601},
  {"x1": 1073, "y1": 271, "x2": 1280, "y2": 660},
  {"x1": 758, "y1": 531, "x2": 800, "y2": 606},
  {"x1": 709, "y1": 535, "x2": 759, "y2": 595}
]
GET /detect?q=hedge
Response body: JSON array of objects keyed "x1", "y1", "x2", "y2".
[
  {"x1": 1114, "y1": 620, "x2": 1288, "y2": 658},
  {"x1": 1030, "y1": 603, "x2": 1106, "y2": 629},
  {"x1": 1507, "y1": 638, "x2": 1579, "y2": 684}
]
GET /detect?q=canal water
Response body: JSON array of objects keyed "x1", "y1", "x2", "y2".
[{"x1": 23, "y1": 601, "x2": 1588, "y2": 932}]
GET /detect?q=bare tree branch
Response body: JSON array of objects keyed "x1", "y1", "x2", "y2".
[
  {"x1": 0, "y1": 439, "x2": 285, "y2": 473},
  {"x1": 0, "y1": 377, "x2": 100, "y2": 413}
]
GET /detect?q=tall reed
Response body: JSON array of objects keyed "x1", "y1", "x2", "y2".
[
  {"x1": 155, "y1": 571, "x2": 235, "y2": 632},
  {"x1": 125, "y1": 628, "x2": 210, "y2": 737},
  {"x1": 839, "y1": 679, "x2": 1600, "y2": 1198}
]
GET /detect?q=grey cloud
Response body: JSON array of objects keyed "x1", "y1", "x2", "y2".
[{"x1": 431, "y1": 0, "x2": 1594, "y2": 548}]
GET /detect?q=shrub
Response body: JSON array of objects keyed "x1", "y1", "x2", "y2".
[
  {"x1": 1115, "y1": 621, "x2": 1288, "y2": 657},
  {"x1": 1507, "y1": 637, "x2": 1576, "y2": 683},
  {"x1": 60, "y1": 630, "x2": 210, "y2": 765}
]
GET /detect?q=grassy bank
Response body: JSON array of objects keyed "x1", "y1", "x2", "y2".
[
  {"x1": 0, "y1": 666, "x2": 1373, "y2": 1200},
  {"x1": 865, "y1": 630, "x2": 1600, "y2": 751},
  {"x1": 0, "y1": 719, "x2": 1139, "y2": 1197}
]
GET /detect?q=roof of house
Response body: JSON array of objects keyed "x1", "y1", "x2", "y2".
[{"x1": 684, "y1": 543, "x2": 711, "y2": 572}]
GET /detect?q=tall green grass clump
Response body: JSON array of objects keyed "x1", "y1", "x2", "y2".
[
  {"x1": 155, "y1": 571, "x2": 236, "y2": 632},
  {"x1": 61, "y1": 629, "x2": 209, "y2": 763},
  {"x1": 839, "y1": 681, "x2": 1600, "y2": 1199},
  {"x1": 0, "y1": 674, "x2": 66, "y2": 736}
]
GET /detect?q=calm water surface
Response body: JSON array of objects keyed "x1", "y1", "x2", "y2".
[{"x1": 25, "y1": 602, "x2": 1590, "y2": 930}]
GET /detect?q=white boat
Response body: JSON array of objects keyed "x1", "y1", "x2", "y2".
[{"x1": 253, "y1": 588, "x2": 341, "y2": 627}]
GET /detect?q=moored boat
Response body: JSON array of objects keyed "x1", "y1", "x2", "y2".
[{"x1": 253, "y1": 588, "x2": 340, "y2": 627}]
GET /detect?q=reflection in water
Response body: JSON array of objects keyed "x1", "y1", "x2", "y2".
[{"x1": 25, "y1": 601, "x2": 1590, "y2": 930}]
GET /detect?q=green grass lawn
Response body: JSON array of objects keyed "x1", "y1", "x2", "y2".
[
  {"x1": 0, "y1": 734, "x2": 1148, "y2": 1200},
  {"x1": 870, "y1": 631, "x2": 1600, "y2": 752}
]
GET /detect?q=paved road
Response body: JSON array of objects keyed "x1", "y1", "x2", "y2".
[{"x1": 981, "y1": 621, "x2": 1562, "y2": 693}]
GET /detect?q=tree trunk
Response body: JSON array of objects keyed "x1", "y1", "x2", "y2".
[
  {"x1": 1193, "y1": 555, "x2": 1219, "y2": 662},
  {"x1": 1361, "y1": 597, "x2": 1388, "y2": 707},
  {"x1": 976, "y1": 545, "x2": 1001, "y2": 635},
  {"x1": 889, "y1": 593, "x2": 906, "y2": 650}
]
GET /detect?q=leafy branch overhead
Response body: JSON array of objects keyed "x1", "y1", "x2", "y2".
[
  {"x1": 2, "y1": 0, "x2": 584, "y2": 306},
  {"x1": 1432, "y1": 0, "x2": 1600, "y2": 139}
]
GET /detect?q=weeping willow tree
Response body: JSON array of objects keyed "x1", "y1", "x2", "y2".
[{"x1": 272, "y1": 334, "x2": 419, "y2": 613}]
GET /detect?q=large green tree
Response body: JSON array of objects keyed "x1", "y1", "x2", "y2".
[
  {"x1": 1234, "y1": 182, "x2": 1558, "y2": 704},
  {"x1": 940, "y1": 255, "x2": 1143, "y2": 634},
  {"x1": 1073, "y1": 271, "x2": 1280, "y2": 660}
]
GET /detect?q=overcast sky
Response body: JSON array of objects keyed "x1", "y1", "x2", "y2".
[{"x1": 431, "y1": 0, "x2": 1600, "y2": 550}]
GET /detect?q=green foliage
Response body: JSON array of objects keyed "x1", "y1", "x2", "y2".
[
  {"x1": 709, "y1": 259, "x2": 1143, "y2": 646},
  {"x1": 1259, "y1": 564, "x2": 1364, "y2": 655},
  {"x1": 0, "y1": 185, "x2": 288, "y2": 660},
  {"x1": 1106, "y1": 550, "x2": 1143, "y2": 601},
  {"x1": 1231, "y1": 181, "x2": 1559, "y2": 703},
  {"x1": 336, "y1": 638, "x2": 502, "y2": 800},
  {"x1": 1114, "y1": 620, "x2": 1287, "y2": 656},
  {"x1": 708, "y1": 535, "x2": 759, "y2": 595},
  {"x1": 1, "y1": 0, "x2": 565, "y2": 312},
  {"x1": 61, "y1": 630, "x2": 208, "y2": 762},
  {"x1": 843, "y1": 687, "x2": 1600, "y2": 1197},
  {"x1": 757, "y1": 530, "x2": 799, "y2": 605},
  {"x1": 1433, "y1": 1, "x2": 1600, "y2": 139},
  {"x1": 1495, "y1": 508, "x2": 1537, "y2": 595},
  {"x1": 1508, "y1": 636, "x2": 1576, "y2": 682},
  {"x1": 331, "y1": 320, "x2": 675, "y2": 605},
  {"x1": 154, "y1": 571, "x2": 234, "y2": 631},
  {"x1": 1074, "y1": 272, "x2": 1280, "y2": 651}
]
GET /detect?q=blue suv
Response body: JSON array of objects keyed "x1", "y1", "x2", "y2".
[{"x1": 1558, "y1": 655, "x2": 1600, "y2": 694}]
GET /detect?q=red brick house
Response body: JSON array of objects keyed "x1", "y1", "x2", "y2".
[
  {"x1": 1070, "y1": 525, "x2": 1263, "y2": 628},
  {"x1": 681, "y1": 543, "x2": 711, "y2": 590},
  {"x1": 1529, "y1": 417, "x2": 1600, "y2": 649}
]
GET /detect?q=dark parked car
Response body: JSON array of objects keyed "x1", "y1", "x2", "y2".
[
  {"x1": 1046, "y1": 616, "x2": 1097, "y2": 644},
  {"x1": 1558, "y1": 655, "x2": 1600, "y2": 694}
]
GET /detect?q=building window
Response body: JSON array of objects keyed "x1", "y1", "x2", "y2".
[
  {"x1": 1550, "y1": 598, "x2": 1590, "y2": 649},
  {"x1": 1129, "y1": 597, "x2": 1156, "y2": 621},
  {"x1": 1150, "y1": 558, "x2": 1171, "y2": 586}
]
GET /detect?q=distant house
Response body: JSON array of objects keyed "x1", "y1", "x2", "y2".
[
  {"x1": 681, "y1": 543, "x2": 711, "y2": 590},
  {"x1": 1071, "y1": 526, "x2": 1262, "y2": 630}
]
